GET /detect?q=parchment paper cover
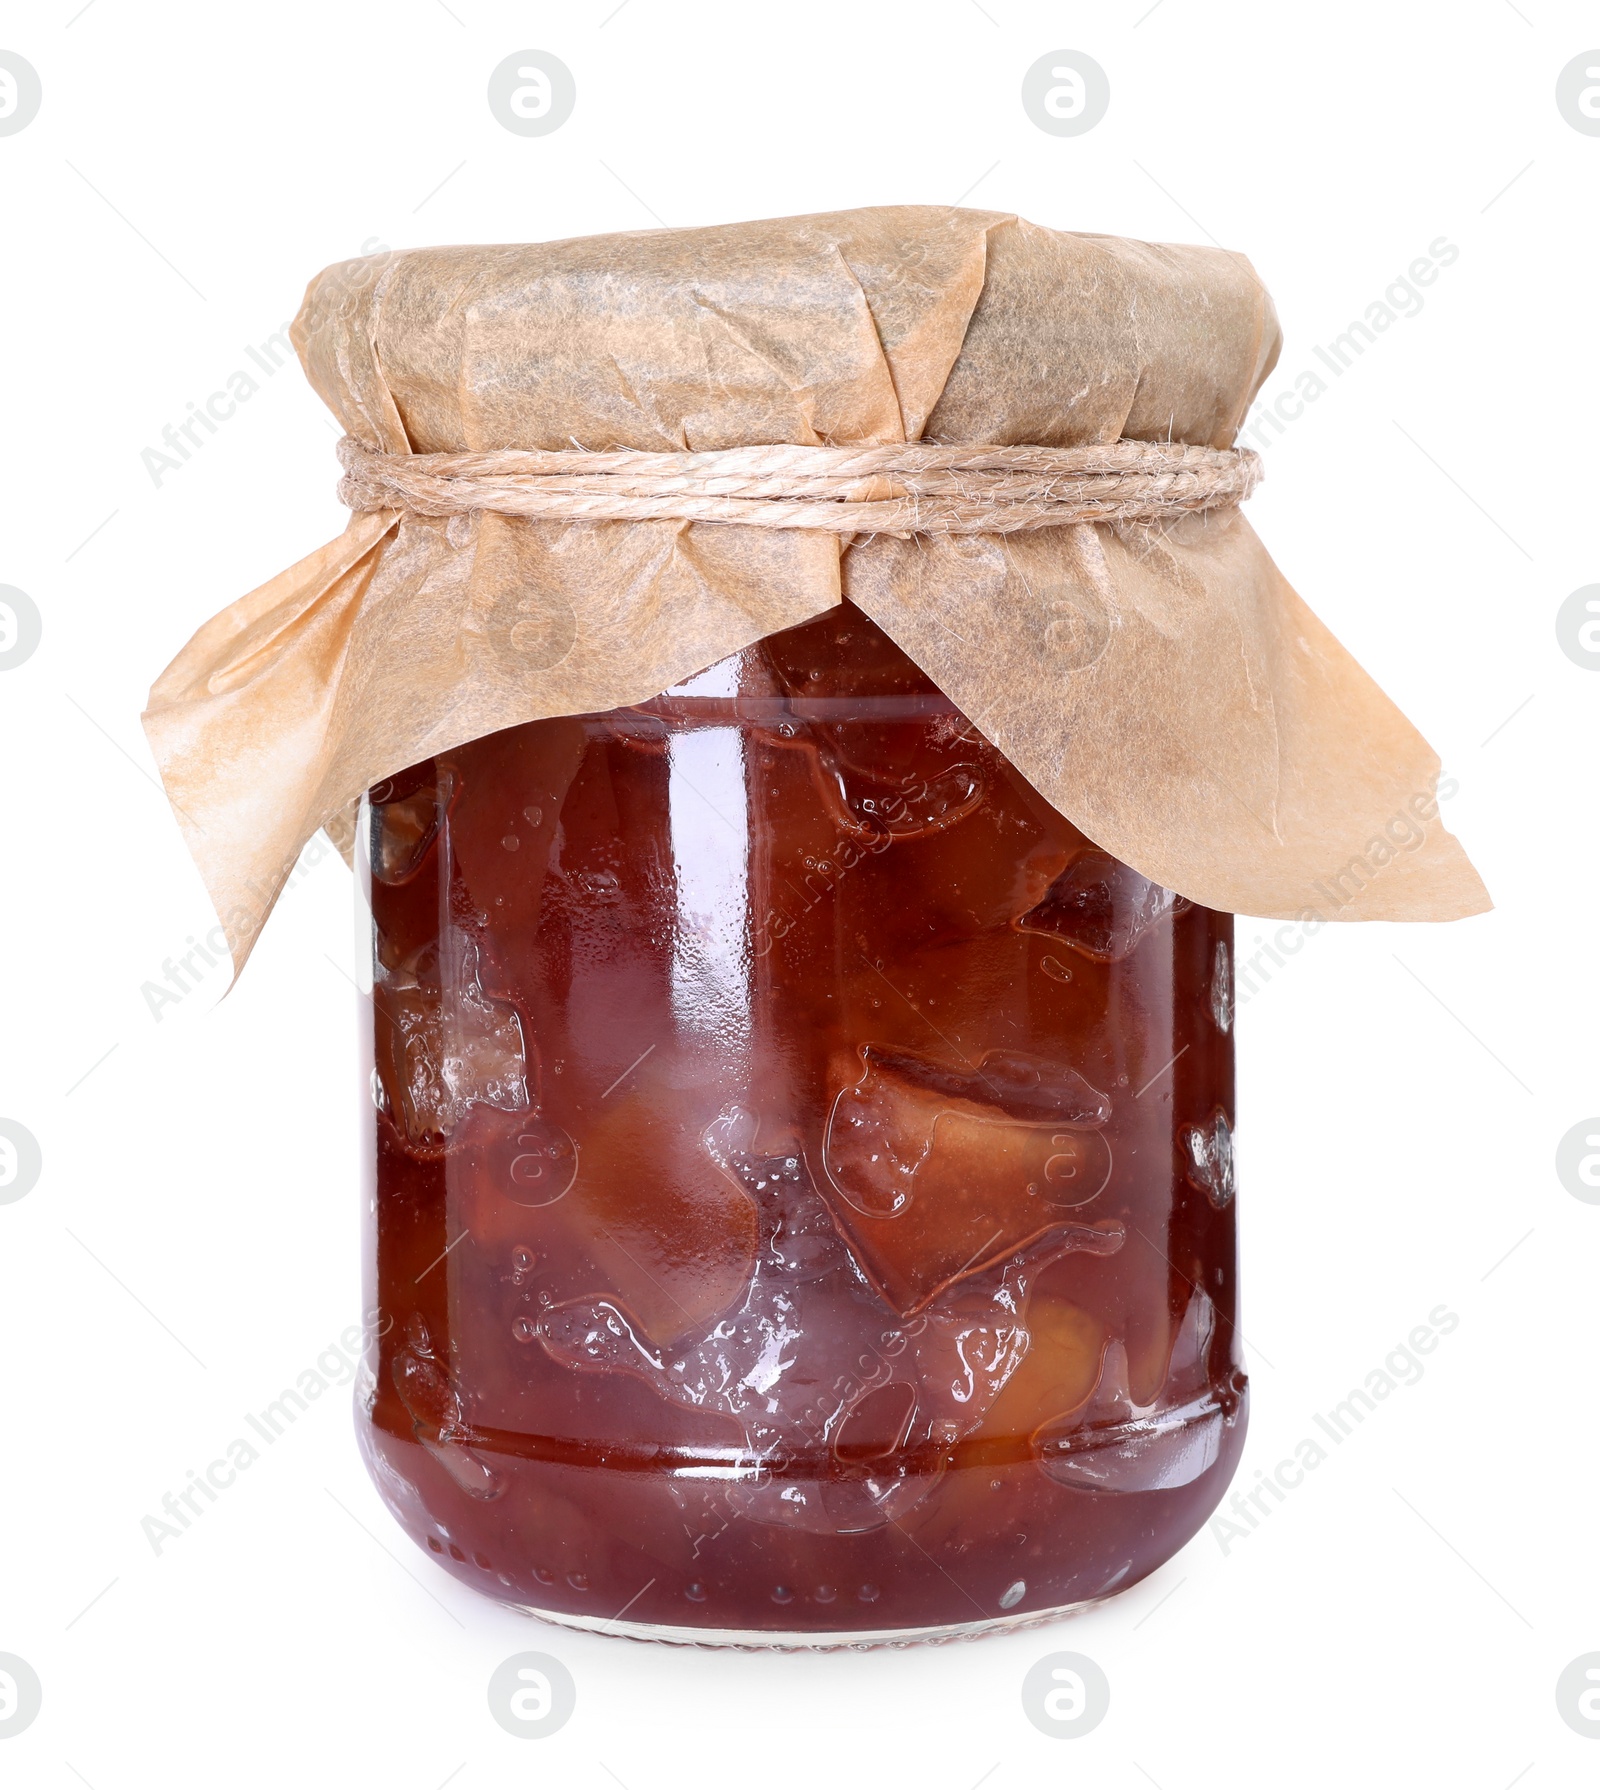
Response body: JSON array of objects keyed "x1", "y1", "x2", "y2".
[{"x1": 143, "y1": 206, "x2": 1488, "y2": 973}]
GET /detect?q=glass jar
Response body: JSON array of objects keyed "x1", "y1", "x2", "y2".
[{"x1": 355, "y1": 598, "x2": 1245, "y2": 1646}]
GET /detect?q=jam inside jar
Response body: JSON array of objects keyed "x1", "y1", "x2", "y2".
[{"x1": 356, "y1": 597, "x2": 1246, "y2": 1644}]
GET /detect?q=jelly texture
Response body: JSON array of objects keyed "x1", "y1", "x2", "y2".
[{"x1": 357, "y1": 601, "x2": 1245, "y2": 1638}]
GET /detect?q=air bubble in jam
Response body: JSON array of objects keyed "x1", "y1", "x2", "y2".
[
  {"x1": 1212, "y1": 939, "x2": 1233, "y2": 1032},
  {"x1": 1182, "y1": 1109, "x2": 1237, "y2": 1209},
  {"x1": 1017, "y1": 850, "x2": 1189, "y2": 962},
  {"x1": 820, "y1": 759, "x2": 987, "y2": 842},
  {"x1": 372, "y1": 936, "x2": 529, "y2": 1150},
  {"x1": 371, "y1": 778, "x2": 445, "y2": 884}
]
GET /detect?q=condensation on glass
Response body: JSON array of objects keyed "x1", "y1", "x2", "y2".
[{"x1": 355, "y1": 599, "x2": 1245, "y2": 1645}]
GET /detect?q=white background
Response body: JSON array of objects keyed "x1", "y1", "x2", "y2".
[{"x1": 1, "y1": 2, "x2": 1595, "y2": 1784}]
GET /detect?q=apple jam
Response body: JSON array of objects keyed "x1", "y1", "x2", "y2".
[{"x1": 355, "y1": 598, "x2": 1246, "y2": 1643}]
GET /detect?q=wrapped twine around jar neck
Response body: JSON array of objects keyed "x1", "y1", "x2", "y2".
[{"x1": 336, "y1": 434, "x2": 1262, "y2": 536}]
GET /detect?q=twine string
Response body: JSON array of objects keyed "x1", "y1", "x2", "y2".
[{"x1": 337, "y1": 434, "x2": 1261, "y2": 536}]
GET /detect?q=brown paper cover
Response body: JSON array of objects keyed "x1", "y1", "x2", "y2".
[{"x1": 143, "y1": 206, "x2": 1488, "y2": 972}]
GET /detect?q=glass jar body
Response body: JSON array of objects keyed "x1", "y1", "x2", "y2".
[{"x1": 356, "y1": 601, "x2": 1245, "y2": 1645}]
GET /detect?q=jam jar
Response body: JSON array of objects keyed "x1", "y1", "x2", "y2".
[{"x1": 354, "y1": 596, "x2": 1245, "y2": 1645}]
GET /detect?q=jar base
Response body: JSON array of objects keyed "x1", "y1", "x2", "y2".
[{"x1": 513, "y1": 1595, "x2": 1107, "y2": 1652}]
